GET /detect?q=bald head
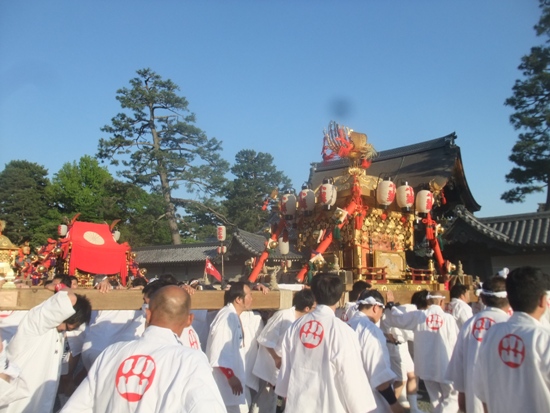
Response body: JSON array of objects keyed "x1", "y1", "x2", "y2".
[{"x1": 147, "y1": 285, "x2": 192, "y2": 335}]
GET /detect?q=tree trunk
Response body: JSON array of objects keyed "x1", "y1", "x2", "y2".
[{"x1": 149, "y1": 105, "x2": 181, "y2": 245}]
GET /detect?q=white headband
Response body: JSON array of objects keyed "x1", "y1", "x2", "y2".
[
  {"x1": 427, "y1": 293, "x2": 445, "y2": 299},
  {"x1": 480, "y1": 289, "x2": 508, "y2": 298},
  {"x1": 356, "y1": 296, "x2": 385, "y2": 308}
]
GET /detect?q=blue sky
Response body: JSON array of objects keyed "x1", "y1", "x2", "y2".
[{"x1": 0, "y1": 0, "x2": 544, "y2": 218}]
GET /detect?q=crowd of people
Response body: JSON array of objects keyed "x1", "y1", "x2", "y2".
[{"x1": 0, "y1": 266, "x2": 549, "y2": 413}]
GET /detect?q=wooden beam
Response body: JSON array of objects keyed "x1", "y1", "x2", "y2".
[{"x1": 0, "y1": 289, "x2": 294, "y2": 311}]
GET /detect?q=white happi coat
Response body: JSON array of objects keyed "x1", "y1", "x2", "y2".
[
  {"x1": 253, "y1": 306, "x2": 296, "y2": 385},
  {"x1": 240, "y1": 310, "x2": 264, "y2": 392},
  {"x1": 206, "y1": 303, "x2": 247, "y2": 407},
  {"x1": 348, "y1": 312, "x2": 397, "y2": 413},
  {"x1": 445, "y1": 298, "x2": 473, "y2": 329},
  {"x1": 2, "y1": 291, "x2": 75, "y2": 413},
  {"x1": 276, "y1": 305, "x2": 377, "y2": 413},
  {"x1": 60, "y1": 325, "x2": 225, "y2": 413},
  {"x1": 445, "y1": 307, "x2": 509, "y2": 413},
  {"x1": 473, "y1": 312, "x2": 550, "y2": 413},
  {"x1": 0, "y1": 311, "x2": 27, "y2": 344},
  {"x1": 387, "y1": 304, "x2": 458, "y2": 382},
  {"x1": 81, "y1": 310, "x2": 142, "y2": 370},
  {"x1": 82, "y1": 310, "x2": 201, "y2": 371}
]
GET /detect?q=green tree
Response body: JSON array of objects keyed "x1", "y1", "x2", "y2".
[
  {"x1": 104, "y1": 181, "x2": 172, "y2": 247},
  {"x1": 223, "y1": 149, "x2": 292, "y2": 232},
  {"x1": 49, "y1": 156, "x2": 172, "y2": 246},
  {"x1": 503, "y1": 0, "x2": 550, "y2": 211},
  {"x1": 0, "y1": 160, "x2": 58, "y2": 246},
  {"x1": 48, "y1": 155, "x2": 114, "y2": 222},
  {"x1": 98, "y1": 68, "x2": 229, "y2": 244}
]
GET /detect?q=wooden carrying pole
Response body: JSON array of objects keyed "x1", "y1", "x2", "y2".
[{"x1": 0, "y1": 289, "x2": 295, "y2": 311}]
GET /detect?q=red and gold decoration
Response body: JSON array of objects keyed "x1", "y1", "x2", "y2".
[{"x1": 249, "y1": 121, "x2": 453, "y2": 288}]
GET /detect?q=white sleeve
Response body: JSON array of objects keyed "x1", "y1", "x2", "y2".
[
  {"x1": 274, "y1": 328, "x2": 292, "y2": 397},
  {"x1": 445, "y1": 321, "x2": 468, "y2": 390},
  {"x1": 387, "y1": 307, "x2": 425, "y2": 330}
]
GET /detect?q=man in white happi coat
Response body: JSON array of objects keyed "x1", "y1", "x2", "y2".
[
  {"x1": 445, "y1": 276, "x2": 510, "y2": 413},
  {"x1": 1, "y1": 283, "x2": 92, "y2": 413},
  {"x1": 252, "y1": 289, "x2": 315, "y2": 413},
  {"x1": 336, "y1": 280, "x2": 371, "y2": 322},
  {"x1": 206, "y1": 281, "x2": 254, "y2": 413},
  {"x1": 384, "y1": 290, "x2": 458, "y2": 413},
  {"x1": 445, "y1": 283, "x2": 473, "y2": 329},
  {"x1": 81, "y1": 279, "x2": 201, "y2": 372},
  {"x1": 276, "y1": 273, "x2": 377, "y2": 413},
  {"x1": 473, "y1": 266, "x2": 550, "y2": 413},
  {"x1": 61, "y1": 285, "x2": 225, "y2": 413},
  {"x1": 380, "y1": 297, "x2": 418, "y2": 412},
  {"x1": 348, "y1": 290, "x2": 404, "y2": 413}
]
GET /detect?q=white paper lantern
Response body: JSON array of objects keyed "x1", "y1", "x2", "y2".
[
  {"x1": 416, "y1": 190, "x2": 434, "y2": 214},
  {"x1": 58, "y1": 224, "x2": 68, "y2": 237},
  {"x1": 319, "y1": 179, "x2": 337, "y2": 210},
  {"x1": 278, "y1": 237, "x2": 290, "y2": 255},
  {"x1": 216, "y1": 226, "x2": 226, "y2": 241},
  {"x1": 396, "y1": 182, "x2": 415, "y2": 210},
  {"x1": 376, "y1": 179, "x2": 396, "y2": 208},
  {"x1": 281, "y1": 192, "x2": 297, "y2": 220},
  {"x1": 298, "y1": 185, "x2": 316, "y2": 214}
]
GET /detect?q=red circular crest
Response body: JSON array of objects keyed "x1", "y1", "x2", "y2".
[
  {"x1": 498, "y1": 334, "x2": 525, "y2": 368},
  {"x1": 188, "y1": 329, "x2": 199, "y2": 350},
  {"x1": 426, "y1": 314, "x2": 444, "y2": 331},
  {"x1": 471, "y1": 317, "x2": 495, "y2": 342},
  {"x1": 115, "y1": 355, "x2": 156, "y2": 401},
  {"x1": 299, "y1": 320, "x2": 324, "y2": 348}
]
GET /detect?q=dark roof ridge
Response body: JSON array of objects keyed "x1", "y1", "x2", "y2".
[
  {"x1": 478, "y1": 210, "x2": 550, "y2": 223},
  {"x1": 134, "y1": 241, "x2": 219, "y2": 251},
  {"x1": 374, "y1": 133, "x2": 457, "y2": 161}
]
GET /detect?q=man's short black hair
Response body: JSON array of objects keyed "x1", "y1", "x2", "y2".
[
  {"x1": 293, "y1": 288, "x2": 315, "y2": 312},
  {"x1": 357, "y1": 289, "x2": 385, "y2": 311},
  {"x1": 450, "y1": 284, "x2": 469, "y2": 299},
  {"x1": 480, "y1": 276, "x2": 508, "y2": 309},
  {"x1": 310, "y1": 273, "x2": 343, "y2": 306},
  {"x1": 131, "y1": 277, "x2": 148, "y2": 288},
  {"x1": 64, "y1": 294, "x2": 92, "y2": 327},
  {"x1": 349, "y1": 280, "x2": 372, "y2": 302},
  {"x1": 506, "y1": 266, "x2": 550, "y2": 313},
  {"x1": 143, "y1": 279, "x2": 176, "y2": 298},
  {"x1": 411, "y1": 290, "x2": 429, "y2": 309},
  {"x1": 224, "y1": 281, "x2": 249, "y2": 305}
]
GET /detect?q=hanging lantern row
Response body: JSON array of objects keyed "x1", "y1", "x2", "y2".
[{"x1": 281, "y1": 179, "x2": 434, "y2": 217}]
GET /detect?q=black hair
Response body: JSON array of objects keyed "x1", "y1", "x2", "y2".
[
  {"x1": 450, "y1": 284, "x2": 469, "y2": 299},
  {"x1": 292, "y1": 288, "x2": 315, "y2": 312},
  {"x1": 54, "y1": 274, "x2": 72, "y2": 286},
  {"x1": 224, "y1": 281, "x2": 249, "y2": 305},
  {"x1": 349, "y1": 280, "x2": 372, "y2": 302},
  {"x1": 131, "y1": 277, "x2": 148, "y2": 288},
  {"x1": 506, "y1": 266, "x2": 550, "y2": 313},
  {"x1": 310, "y1": 273, "x2": 343, "y2": 306},
  {"x1": 480, "y1": 276, "x2": 508, "y2": 309},
  {"x1": 159, "y1": 273, "x2": 179, "y2": 285},
  {"x1": 64, "y1": 294, "x2": 92, "y2": 327},
  {"x1": 143, "y1": 279, "x2": 176, "y2": 298},
  {"x1": 411, "y1": 290, "x2": 429, "y2": 309},
  {"x1": 357, "y1": 289, "x2": 385, "y2": 311}
]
